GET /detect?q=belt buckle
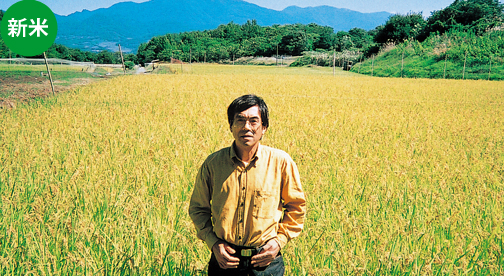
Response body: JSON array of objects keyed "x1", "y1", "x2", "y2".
[{"x1": 241, "y1": 249, "x2": 253, "y2": 257}]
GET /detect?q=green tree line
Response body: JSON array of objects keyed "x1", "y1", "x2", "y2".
[
  {"x1": 135, "y1": 20, "x2": 374, "y2": 65},
  {"x1": 373, "y1": 0, "x2": 503, "y2": 46}
]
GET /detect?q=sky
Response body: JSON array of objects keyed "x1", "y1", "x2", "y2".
[{"x1": 1, "y1": 0, "x2": 502, "y2": 16}]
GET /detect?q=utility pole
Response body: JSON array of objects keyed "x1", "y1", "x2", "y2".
[
  {"x1": 43, "y1": 52, "x2": 55, "y2": 95},
  {"x1": 333, "y1": 51, "x2": 336, "y2": 77},
  {"x1": 276, "y1": 44, "x2": 279, "y2": 66},
  {"x1": 118, "y1": 44, "x2": 126, "y2": 75}
]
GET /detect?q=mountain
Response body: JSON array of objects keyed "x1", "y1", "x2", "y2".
[
  {"x1": 282, "y1": 6, "x2": 390, "y2": 31},
  {"x1": 55, "y1": 0, "x2": 391, "y2": 53}
]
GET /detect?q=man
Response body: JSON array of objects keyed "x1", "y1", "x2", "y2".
[{"x1": 189, "y1": 94, "x2": 306, "y2": 276}]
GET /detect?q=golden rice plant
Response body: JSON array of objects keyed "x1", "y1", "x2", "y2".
[{"x1": 0, "y1": 64, "x2": 502, "y2": 275}]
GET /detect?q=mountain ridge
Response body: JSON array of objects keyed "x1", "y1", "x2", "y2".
[{"x1": 54, "y1": 0, "x2": 391, "y2": 53}]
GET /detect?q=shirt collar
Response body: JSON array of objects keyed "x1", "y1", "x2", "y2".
[{"x1": 230, "y1": 142, "x2": 262, "y2": 164}]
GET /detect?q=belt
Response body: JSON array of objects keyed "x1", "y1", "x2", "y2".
[
  {"x1": 216, "y1": 243, "x2": 279, "y2": 272},
  {"x1": 227, "y1": 244, "x2": 263, "y2": 272},
  {"x1": 228, "y1": 244, "x2": 260, "y2": 257}
]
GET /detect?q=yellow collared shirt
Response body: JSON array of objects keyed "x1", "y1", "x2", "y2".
[{"x1": 189, "y1": 143, "x2": 306, "y2": 250}]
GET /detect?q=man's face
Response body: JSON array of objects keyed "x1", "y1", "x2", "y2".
[{"x1": 231, "y1": 105, "x2": 267, "y2": 150}]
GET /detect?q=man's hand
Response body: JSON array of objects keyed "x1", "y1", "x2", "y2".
[
  {"x1": 251, "y1": 239, "x2": 280, "y2": 268},
  {"x1": 212, "y1": 240, "x2": 240, "y2": 269}
]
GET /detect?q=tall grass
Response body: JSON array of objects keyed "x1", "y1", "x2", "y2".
[
  {"x1": 0, "y1": 64, "x2": 502, "y2": 275},
  {"x1": 355, "y1": 29, "x2": 504, "y2": 81}
]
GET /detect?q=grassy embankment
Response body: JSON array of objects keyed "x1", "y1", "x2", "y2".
[{"x1": 353, "y1": 29, "x2": 504, "y2": 80}]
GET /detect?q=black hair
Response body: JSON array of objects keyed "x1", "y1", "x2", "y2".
[{"x1": 227, "y1": 94, "x2": 269, "y2": 128}]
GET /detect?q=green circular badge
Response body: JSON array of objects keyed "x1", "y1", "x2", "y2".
[{"x1": 1, "y1": 0, "x2": 58, "y2": 57}]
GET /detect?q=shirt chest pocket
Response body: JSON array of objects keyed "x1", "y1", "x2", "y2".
[{"x1": 252, "y1": 190, "x2": 279, "y2": 219}]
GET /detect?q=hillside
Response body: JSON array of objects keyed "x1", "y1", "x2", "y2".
[
  {"x1": 53, "y1": 0, "x2": 391, "y2": 53},
  {"x1": 291, "y1": 0, "x2": 504, "y2": 81},
  {"x1": 351, "y1": 29, "x2": 504, "y2": 81}
]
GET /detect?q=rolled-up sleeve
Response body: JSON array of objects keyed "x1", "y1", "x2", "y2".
[
  {"x1": 276, "y1": 156, "x2": 306, "y2": 249},
  {"x1": 188, "y1": 162, "x2": 220, "y2": 250}
]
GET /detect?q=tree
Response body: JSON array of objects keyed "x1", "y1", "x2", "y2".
[
  {"x1": 207, "y1": 46, "x2": 229, "y2": 61},
  {"x1": 418, "y1": 0, "x2": 504, "y2": 40},
  {"x1": 280, "y1": 29, "x2": 314, "y2": 56},
  {"x1": 211, "y1": 22, "x2": 242, "y2": 42},
  {"x1": 95, "y1": 50, "x2": 117, "y2": 64},
  {"x1": 305, "y1": 23, "x2": 335, "y2": 50},
  {"x1": 123, "y1": 53, "x2": 138, "y2": 65},
  {"x1": 69, "y1": 48, "x2": 87, "y2": 62},
  {"x1": 240, "y1": 37, "x2": 272, "y2": 56},
  {"x1": 374, "y1": 13, "x2": 426, "y2": 44},
  {"x1": 0, "y1": 10, "x2": 9, "y2": 58},
  {"x1": 348, "y1": 28, "x2": 373, "y2": 49},
  {"x1": 335, "y1": 31, "x2": 353, "y2": 51},
  {"x1": 241, "y1": 20, "x2": 263, "y2": 40},
  {"x1": 137, "y1": 42, "x2": 158, "y2": 65}
]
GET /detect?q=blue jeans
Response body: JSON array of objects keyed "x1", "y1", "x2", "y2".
[{"x1": 207, "y1": 249, "x2": 285, "y2": 276}]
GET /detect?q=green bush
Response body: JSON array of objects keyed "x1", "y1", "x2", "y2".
[{"x1": 124, "y1": 61, "x2": 135, "y2": 70}]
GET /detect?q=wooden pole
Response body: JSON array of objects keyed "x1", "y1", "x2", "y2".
[
  {"x1": 488, "y1": 55, "x2": 493, "y2": 81},
  {"x1": 43, "y1": 52, "x2": 55, "y2": 95},
  {"x1": 443, "y1": 54, "x2": 448, "y2": 79},
  {"x1": 371, "y1": 55, "x2": 375, "y2": 77},
  {"x1": 358, "y1": 55, "x2": 362, "y2": 74},
  {"x1": 118, "y1": 44, "x2": 126, "y2": 75},
  {"x1": 333, "y1": 51, "x2": 336, "y2": 77},
  {"x1": 401, "y1": 50, "x2": 405, "y2": 78},
  {"x1": 463, "y1": 51, "x2": 467, "y2": 80},
  {"x1": 276, "y1": 44, "x2": 279, "y2": 66}
]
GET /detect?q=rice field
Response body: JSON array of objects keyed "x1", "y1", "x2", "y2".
[{"x1": 0, "y1": 64, "x2": 503, "y2": 275}]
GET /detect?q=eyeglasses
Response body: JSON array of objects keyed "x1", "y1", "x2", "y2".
[{"x1": 233, "y1": 117, "x2": 262, "y2": 128}]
